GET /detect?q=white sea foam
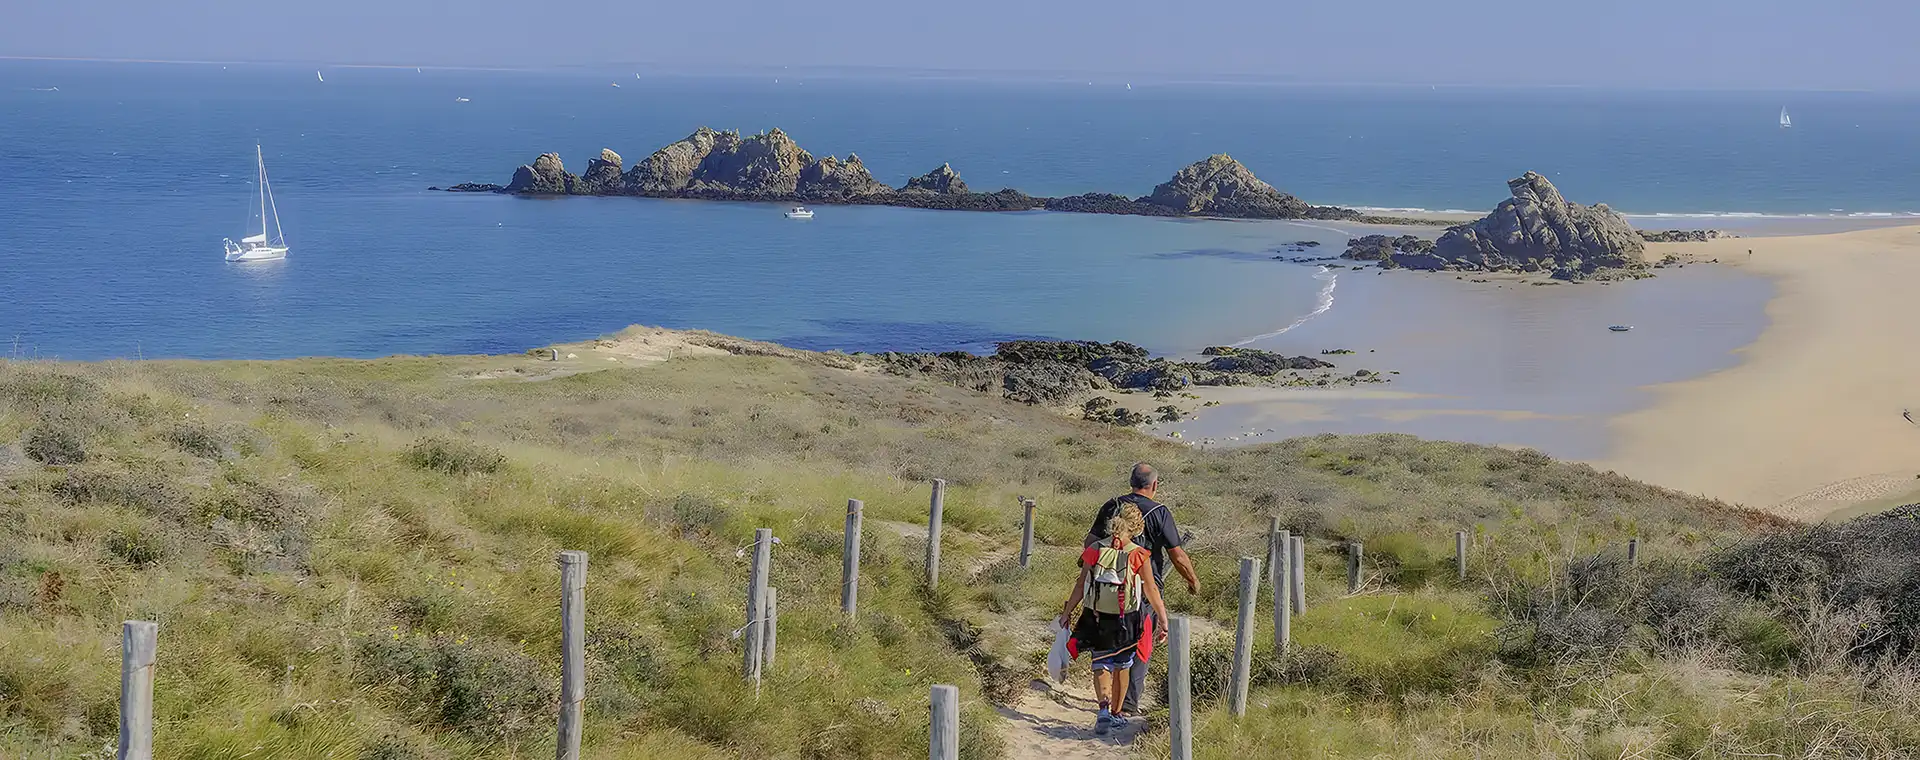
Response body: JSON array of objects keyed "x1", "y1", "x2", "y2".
[{"x1": 1229, "y1": 266, "x2": 1338, "y2": 347}]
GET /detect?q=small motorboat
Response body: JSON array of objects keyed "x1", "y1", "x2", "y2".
[
  {"x1": 784, "y1": 206, "x2": 814, "y2": 219},
  {"x1": 1608, "y1": 325, "x2": 1633, "y2": 332}
]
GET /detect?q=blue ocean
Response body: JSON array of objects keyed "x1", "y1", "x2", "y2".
[{"x1": 0, "y1": 61, "x2": 1910, "y2": 363}]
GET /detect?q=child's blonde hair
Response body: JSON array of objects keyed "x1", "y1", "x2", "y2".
[{"x1": 1107, "y1": 503, "x2": 1145, "y2": 543}]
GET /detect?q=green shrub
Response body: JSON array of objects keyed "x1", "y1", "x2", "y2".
[
  {"x1": 104, "y1": 527, "x2": 167, "y2": 568},
  {"x1": 355, "y1": 633, "x2": 553, "y2": 741},
  {"x1": 22, "y1": 422, "x2": 86, "y2": 465},
  {"x1": 162, "y1": 422, "x2": 226, "y2": 458},
  {"x1": 403, "y1": 437, "x2": 505, "y2": 475}
]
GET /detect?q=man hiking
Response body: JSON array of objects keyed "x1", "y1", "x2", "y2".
[{"x1": 1083, "y1": 462, "x2": 1199, "y2": 717}]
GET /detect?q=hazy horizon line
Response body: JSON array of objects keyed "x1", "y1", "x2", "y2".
[{"x1": 0, "y1": 55, "x2": 1887, "y2": 94}]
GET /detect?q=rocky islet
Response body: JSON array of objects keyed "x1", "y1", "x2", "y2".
[{"x1": 445, "y1": 126, "x2": 1369, "y2": 221}]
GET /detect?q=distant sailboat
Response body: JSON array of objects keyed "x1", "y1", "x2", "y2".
[
  {"x1": 610, "y1": 82, "x2": 621, "y2": 88},
  {"x1": 223, "y1": 145, "x2": 289, "y2": 262},
  {"x1": 316, "y1": 70, "x2": 324, "y2": 83},
  {"x1": 1780, "y1": 107, "x2": 1792, "y2": 128},
  {"x1": 455, "y1": 97, "x2": 470, "y2": 103}
]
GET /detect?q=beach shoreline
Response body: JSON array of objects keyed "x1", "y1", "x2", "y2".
[{"x1": 1598, "y1": 224, "x2": 1920, "y2": 521}]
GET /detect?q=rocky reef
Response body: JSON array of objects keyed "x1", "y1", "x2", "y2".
[
  {"x1": 864, "y1": 340, "x2": 1349, "y2": 410},
  {"x1": 1639, "y1": 229, "x2": 1736, "y2": 243},
  {"x1": 1334, "y1": 172, "x2": 1647, "y2": 280},
  {"x1": 443, "y1": 127, "x2": 1361, "y2": 221}
]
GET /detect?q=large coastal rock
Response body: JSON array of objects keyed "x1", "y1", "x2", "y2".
[
  {"x1": 1145, "y1": 155, "x2": 1313, "y2": 218},
  {"x1": 686, "y1": 128, "x2": 813, "y2": 195},
  {"x1": 627, "y1": 127, "x2": 726, "y2": 193},
  {"x1": 1431, "y1": 172, "x2": 1645, "y2": 275},
  {"x1": 797, "y1": 154, "x2": 891, "y2": 197},
  {"x1": 1640, "y1": 229, "x2": 1735, "y2": 243},
  {"x1": 505, "y1": 153, "x2": 578, "y2": 195},
  {"x1": 578, "y1": 148, "x2": 626, "y2": 194},
  {"x1": 901, "y1": 163, "x2": 969, "y2": 195}
]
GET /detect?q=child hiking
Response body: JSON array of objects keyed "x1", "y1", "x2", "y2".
[{"x1": 1056, "y1": 501, "x2": 1169, "y2": 734}]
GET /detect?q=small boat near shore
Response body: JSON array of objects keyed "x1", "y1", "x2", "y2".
[
  {"x1": 784, "y1": 206, "x2": 814, "y2": 219},
  {"x1": 1609, "y1": 325, "x2": 1633, "y2": 332}
]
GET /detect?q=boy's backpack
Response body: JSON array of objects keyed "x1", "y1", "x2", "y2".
[{"x1": 1085, "y1": 544, "x2": 1143, "y2": 615}]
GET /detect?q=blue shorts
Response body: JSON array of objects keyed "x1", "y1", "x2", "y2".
[{"x1": 1089, "y1": 649, "x2": 1135, "y2": 672}]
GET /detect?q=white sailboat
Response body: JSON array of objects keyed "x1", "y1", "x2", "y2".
[
  {"x1": 316, "y1": 70, "x2": 324, "y2": 83},
  {"x1": 1779, "y1": 107, "x2": 1792, "y2": 128},
  {"x1": 223, "y1": 146, "x2": 289, "y2": 262}
]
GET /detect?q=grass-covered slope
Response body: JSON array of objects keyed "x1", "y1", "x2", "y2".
[{"x1": 1, "y1": 338, "x2": 1915, "y2": 759}]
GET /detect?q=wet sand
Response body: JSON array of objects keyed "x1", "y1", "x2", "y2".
[{"x1": 1600, "y1": 225, "x2": 1920, "y2": 519}]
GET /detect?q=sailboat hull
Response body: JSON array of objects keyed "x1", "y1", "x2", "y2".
[{"x1": 224, "y1": 239, "x2": 288, "y2": 262}]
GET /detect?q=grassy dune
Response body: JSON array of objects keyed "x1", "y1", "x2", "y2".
[{"x1": 1, "y1": 338, "x2": 1916, "y2": 758}]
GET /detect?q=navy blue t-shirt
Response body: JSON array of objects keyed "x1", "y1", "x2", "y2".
[{"x1": 1089, "y1": 493, "x2": 1182, "y2": 584}]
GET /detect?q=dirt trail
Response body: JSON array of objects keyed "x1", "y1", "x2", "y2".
[{"x1": 997, "y1": 677, "x2": 1148, "y2": 759}]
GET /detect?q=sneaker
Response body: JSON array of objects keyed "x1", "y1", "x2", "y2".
[
  {"x1": 1094, "y1": 713, "x2": 1112, "y2": 735},
  {"x1": 1108, "y1": 714, "x2": 1132, "y2": 730}
]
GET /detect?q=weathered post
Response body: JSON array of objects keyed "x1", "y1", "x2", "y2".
[
  {"x1": 1168, "y1": 615, "x2": 1194, "y2": 760},
  {"x1": 762, "y1": 586, "x2": 778, "y2": 669},
  {"x1": 1456, "y1": 530, "x2": 1469, "y2": 582},
  {"x1": 1230, "y1": 556, "x2": 1260, "y2": 717},
  {"x1": 1270, "y1": 521, "x2": 1291, "y2": 654},
  {"x1": 842, "y1": 499, "x2": 863, "y2": 618},
  {"x1": 926, "y1": 479, "x2": 947, "y2": 588},
  {"x1": 1018, "y1": 497, "x2": 1036, "y2": 569},
  {"x1": 119, "y1": 620, "x2": 157, "y2": 760},
  {"x1": 556, "y1": 551, "x2": 587, "y2": 760},
  {"x1": 1290, "y1": 535, "x2": 1307, "y2": 614},
  {"x1": 744, "y1": 528, "x2": 772, "y2": 686},
  {"x1": 930, "y1": 684, "x2": 960, "y2": 760},
  {"x1": 1627, "y1": 537, "x2": 1640, "y2": 566},
  {"x1": 1347, "y1": 541, "x2": 1364, "y2": 595}
]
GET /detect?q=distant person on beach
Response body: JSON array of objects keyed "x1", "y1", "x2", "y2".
[
  {"x1": 1057, "y1": 501, "x2": 1169, "y2": 734},
  {"x1": 1083, "y1": 463, "x2": 1199, "y2": 716}
]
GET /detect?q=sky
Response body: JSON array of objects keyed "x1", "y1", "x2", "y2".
[{"x1": 7, "y1": 0, "x2": 1918, "y2": 90}]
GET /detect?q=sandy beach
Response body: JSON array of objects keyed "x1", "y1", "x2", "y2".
[{"x1": 1600, "y1": 225, "x2": 1920, "y2": 520}]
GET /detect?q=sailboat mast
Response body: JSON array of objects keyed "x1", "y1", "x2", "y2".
[{"x1": 256, "y1": 145, "x2": 267, "y2": 238}]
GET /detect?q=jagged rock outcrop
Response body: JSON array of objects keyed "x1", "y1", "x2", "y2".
[
  {"x1": 578, "y1": 148, "x2": 625, "y2": 194},
  {"x1": 627, "y1": 127, "x2": 726, "y2": 193},
  {"x1": 1143, "y1": 155, "x2": 1355, "y2": 220},
  {"x1": 462, "y1": 127, "x2": 1366, "y2": 220},
  {"x1": 1199, "y1": 349, "x2": 1335, "y2": 375},
  {"x1": 685, "y1": 128, "x2": 813, "y2": 195},
  {"x1": 1430, "y1": 172, "x2": 1645, "y2": 276},
  {"x1": 901, "y1": 164, "x2": 969, "y2": 194},
  {"x1": 797, "y1": 154, "x2": 891, "y2": 197},
  {"x1": 505, "y1": 153, "x2": 578, "y2": 195},
  {"x1": 868, "y1": 339, "x2": 1343, "y2": 407}
]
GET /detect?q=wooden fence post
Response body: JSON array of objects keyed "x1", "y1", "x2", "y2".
[
  {"x1": 930, "y1": 684, "x2": 959, "y2": 760},
  {"x1": 1628, "y1": 537, "x2": 1640, "y2": 566},
  {"x1": 1270, "y1": 521, "x2": 1291, "y2": 654},
  {"x1": 926, "y1": 479, "x2": 946, "y2": 588},
  {"x1": 119, "y1": 620, "x2": 157, "y2": 760},
  {"x1": 556, "y1": 551, "x2": 587, "y2": 760},
  {"x1": 1230, "y1": 556, "x2": 1260, "y2": 717},
  {"x1": 1018, "y1": 498, "x2": 1036, "y2": 569},
  {"x1": 1456, "y1": 530, "x2": 1469, "y2": 582},
  {"x1": 842, "y1": 499, "x2": 863, "y2": 619},
  {"x1": 1347, "y1": 541, "x2": 1364, "y2": 595},
  {"x1": 763, "y1": 586, "x2": 779, "y2": 669},
  {"x1": 744, "y1": 528, "x2": 772, "y2": 688},
  {"x1": 1290, "y1": 535, "x2": 1306, "y2": 614},
  {"x1": 1169, "y1": 615, "x2": 1194, "y2": 760}
]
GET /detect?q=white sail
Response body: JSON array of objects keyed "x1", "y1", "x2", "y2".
[
  {"x1": 1780, "y1": 107, "x2": 1792, "y2": 128},
  {"x1": 240, "y1": 233, "x2": 267, "y2": 243},
  {"x1": 316, "y1": 70, "x2": 324, "y2": 83}
]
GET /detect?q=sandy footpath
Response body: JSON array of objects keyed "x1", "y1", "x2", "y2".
[{"x1": 1600, "y1": 225, "x2": 1920, "y2": 519}]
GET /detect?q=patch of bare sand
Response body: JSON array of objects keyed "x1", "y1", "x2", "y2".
[{"x1": 1601, "y1": 225, "x2": 1920, "y2": 520}]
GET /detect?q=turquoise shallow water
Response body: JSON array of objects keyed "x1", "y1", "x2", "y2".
[{"x1": 0, "y1": 61, "x2": 1885, "y2": 366}]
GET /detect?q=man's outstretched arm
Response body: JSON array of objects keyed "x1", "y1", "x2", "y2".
[{"x1": 1168, "y1": 545, "x2": 1200, "y2": 595}]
